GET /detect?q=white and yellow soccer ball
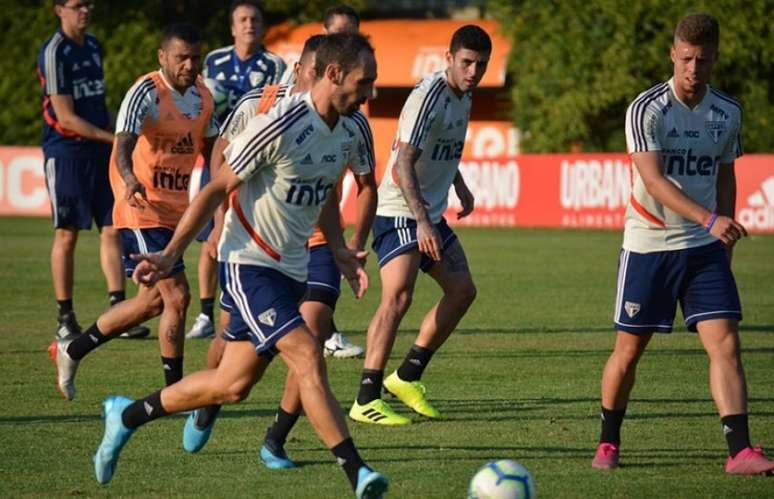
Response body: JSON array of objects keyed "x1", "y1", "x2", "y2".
[
  {"x1": 468, "y1": 459, "x2": 536, "y2": 499},
  {"x1": 203, "y1": 78, "x2": 230, "y2": 116}
]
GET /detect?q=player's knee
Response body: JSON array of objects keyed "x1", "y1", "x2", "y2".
[
  {"x1": 453, "y1": 280, "x2": 477, "y2": 308},
  {"x1": 164, "y1": 283, "x2": 191, "y2": 313},
  {"x1": 54, "y1": 229, "x2": 78, "y2": 250},
  {"x1": 137, "y1": 292, "x2": 164, "y2": 316},
  {"x1": 384, "y1": 289, "x2": 413, "y2": 315},
  {"x1": 221, "y1": 378, "x2": 254, "y2": 403}
]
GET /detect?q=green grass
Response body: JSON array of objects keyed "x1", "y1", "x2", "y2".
[{"x1": 0, "y1": 216, "x2": 772, "y2": 498}]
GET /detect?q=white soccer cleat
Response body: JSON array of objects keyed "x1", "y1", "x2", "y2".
[
  {"x1": 47, "y1": 336, "x2": 80, "y2": 401},
  {"x1": 186, "y1": 313, "x2": 215, "y2": 339},
  {"x1": 324, "y1": 332, "x2": 364, "y2": 358}
]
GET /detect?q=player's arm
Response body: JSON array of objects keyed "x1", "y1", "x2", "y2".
[
  {"x1": 453, "y1": 170, "x2": 475, "y2": 219},
  {"x1": 49, "y1": 94, "x2": 114, "y2": 144},
  {"x1": 114, "y1": 131, "x2": 147, "y2": 209},
  {"x1": 319, "y1": 193, "x2": 368, "y2": 299},
  {"x1": 395, "y1": 141, "x2": 442, "y2": 261},
  {"x1": 633, "y1": 152, "x2": 746, "y2": 245},
  {"x1": 132, "y1": 162, "x2": 242, "y2": 285},
  {"x1": 348, "y1": 172, "x2": 377, "y2": 251},
  {"x1": 716, "y1": 161, "x2": 742, "y2": 259}
]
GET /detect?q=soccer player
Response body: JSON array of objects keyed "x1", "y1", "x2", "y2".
[
  {"x1": 49, "y1": 22, "x2": 217, "y2": 400},
  {"x1": 91, "y1": 32, "x2": 388, "y2": 498},
  {"x1": 187, "y1": 0, "x2": 286, "y2": 340},
  {"x1": 182, "y1": 34, "x2": 377, "y2": 469},
  {"x1": 37, "y1": 0, "x2": 149, "y2": 341},
  {"x1": 348, "y1": 25, "x2": 488, "y2": 425},
  {"x1": 591, "y1": 13, "x2": 774, "y2": 476}
]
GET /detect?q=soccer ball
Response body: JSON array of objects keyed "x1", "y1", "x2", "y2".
[
  {"x1": 203, "y1": 77, "x2": 230, "y2": 116},
  {"x1": 468, "y1": 460, "x2": 536, "y2": 499}
]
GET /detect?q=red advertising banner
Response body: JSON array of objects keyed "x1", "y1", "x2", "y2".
[{"x1": 3, "y1": 146, "x2": 773, "y2": 234}]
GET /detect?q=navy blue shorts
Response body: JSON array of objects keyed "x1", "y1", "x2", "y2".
[
  {"x1": 43, "y1": 155, "x2": 113, "y2": 230},
  {"x1": 193, "y1": 165, "x2": 213, "y2": 242},
  {"x1": 219, "y1": 262, "x2": 307, "y2": 358},
  {"x1": 613, "y1": 241, "x2": 742, "y2": 334},
  {"x1": 372, "y1": 215, "x2": 458, "y2": 271},
  {"x1": 119, "y1": 228, "x2": 185, "y2": 278}
]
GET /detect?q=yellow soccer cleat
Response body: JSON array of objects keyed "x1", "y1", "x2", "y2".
[
  {"x1": 383, "y1": 371, "x2": 441, "y2": 419},
  {"x1": 349, "y1": 398, "x2": 412, "y2": 426}
]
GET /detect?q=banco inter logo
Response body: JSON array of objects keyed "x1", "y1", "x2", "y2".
[
  {"x1": 285, "y1": 178, "x2": 334, "y2": 206},
  {"x1": 739, "y1": 176, "x2": 774, "y2": 231},
  {"x1": 663, "y1": 149, "x2": 719, "y2": 176},
  {"x1": 171, "y1": 133, "x2": 195, "y2": 154},
  {"x1": 153, "y1": 168, "x2": 190, "y2": 191}
]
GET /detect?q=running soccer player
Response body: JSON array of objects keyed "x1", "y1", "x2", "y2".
[
  {"x1": 187, "y1": 0, "x2": 287, "y2": 340},
  {"x1": 181, "y1": 34, "x2": 377, "y2": 470},
  {"x1": 348, "y1": 25, "x2": 489, "y2": 426},
  {"x1": 38, "y1": 0, "x2": 148, "y2": 341},
  {"x1": 91, "y1": 32, "x2": 388, "y2": 498},
  {"x1": 49, "y1": 22, "x2": 217, "y2": 400},
  {"x1": 591, "y1": 13, "x2": 774, "y2": 476}
]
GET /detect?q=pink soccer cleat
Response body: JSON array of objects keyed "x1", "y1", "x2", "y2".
[
  {"x1": 725, "y1": 447, "x2": 774, "y2": 475},
  {"x1": 592, "y1": 442, "x2": 620, "y2": 470}
]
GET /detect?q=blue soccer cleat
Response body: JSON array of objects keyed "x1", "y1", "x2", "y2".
[
  {"x1": 93, "y1": 396, "x2": 135, "y2": 484},
  {"x1": 259, "y1": 441, "x2": 296, "y2": 469},
  {"x1": 355, "y1": 466, "x2": 389, "y2": 499},
  {"x1": 183, "y1": 408, "x2": 217, "y2": 453}
]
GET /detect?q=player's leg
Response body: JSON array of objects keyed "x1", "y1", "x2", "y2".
[
  {"x1": 350, "y1": 251, "x2": 420, "y2": 426},
  {"x1": 44, "y1": 157, "x2": 84, "y2": 339},
  {"x1": 187, "y1": 166, "x2": 216, "y2": 340},
  {"x1": 155, "y1": 271, "x2": 191, "y2": 385},
  {"x1": 384, "y1": 238, "x2": 475, "y2": 419},
  {"x1": 93, "y1": 339, "x2": 268, "y2": 484},
  {"x1": 324, "y1": 318, "x2": 364, "y2": 358},
  {"x1": 276, "y1": 326, "x2": 388, "y2": 495},
  {"x1": 682, "y1": 241, "x2": 774, "y2": 474},
  {"x1": 262, "y1": 268, "x2": 339, "y2": 469},
  {"x1": 593, "y1": 248, "x2": 678, "y2": 470}
]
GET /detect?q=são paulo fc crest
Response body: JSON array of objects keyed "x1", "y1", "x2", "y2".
[
  {"x1": 624, "y1": 301, "x2": 641, "y2": 318},
  {"x1": 705, "y1": 121, "x2": 725, "y2": 144},
  {"x1": 249, "y1": 71, "x2": 265, "y2": 87},
  {"x1": 258, "y1": 308, "x2": 277, "y2": 327}
]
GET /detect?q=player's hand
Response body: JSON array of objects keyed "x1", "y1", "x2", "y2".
[
  {"x1": 130, "y1": 251, "x2": 174, "y2": 286},
  {"x1": 125, "y1": 177, "x2": 149, "y2": 210},
  {"x1": 454, "y1": 181, "x2": 475, "y2": 219},
  {"x1": 710, "y1": 216, "x2": 747, "y2": 247},
  {"x1": 202, "y1": 239, "x2": 218, "y2": 260},
  {"x1": 417, "y1": 220, "x2": 442, "y2": 261},
  {"x1": 346, "y1": 237, "x2": 368, "y2": 265},
  {"x1": 333, "y1": 247, "x2": 369, "y2": 299}
]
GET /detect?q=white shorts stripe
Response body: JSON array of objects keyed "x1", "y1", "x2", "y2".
[
  {"x1": 44, "y1": 158, "x2": 58, "y2": 226},
  {"x1": 684, "y1": 310, "x2": 742, "y2": 323},
  {"x1": 227, "y1": 263, "x2": 267, "y2": 341},
  {"x1": 613, "y1": 250, "x2": 630, "y2": 322},
  {"x1": 132, "y1": 229, "x2": 149, "y2": 254}
]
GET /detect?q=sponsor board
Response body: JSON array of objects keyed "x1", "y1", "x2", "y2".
[{"x1": 4, "y1": 146, "x2": 773, "y2": 234}]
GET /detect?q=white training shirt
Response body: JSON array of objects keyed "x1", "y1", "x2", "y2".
[
  {"x1": 115, "y1": 70, "x2": 219, "y2": 137},
  {"x1": 624, "y1": 78, "x2": 743, "y2": 252},
  {"x1": 219, "y1": 84, "x2": 292, "y2": 141},
  {"x1": 377, "y1": 70, "x2": 472, "y2": 223},
  {"x1": 219, "y1": 91, "x2": 373, "y2": 281}
]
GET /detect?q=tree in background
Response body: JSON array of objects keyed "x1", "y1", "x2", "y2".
[
  {"x1": 0, "y1": 0, "x2": 364, "y2": 146},
  {"x1": 488, "y1": 0, "x2": 773, "y2": 152}
]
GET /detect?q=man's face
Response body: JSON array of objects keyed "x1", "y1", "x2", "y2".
[
  {"x1": 445, "y1": 47, "x2": 490, "y2": 93},
  {"x1": 158, "y1": 38, "x2": 201, "y2": 90},
  {"x1": 294, "y1": 52, "x2": 318, "y2": 92},
  {"x1": 331, "y1": 51, "x2": 377, "y2": 116},
  {"x1": 324, "y1": 14, "x2": 358, "y2": 34},
  {"x1": 56, "y1": 1, "x2": 93, "y2": 31},
  {"x1": 671, "y1": 39, "x2": 717, "y2": 97},
  {"x1": 230, "y1": 5, "x2": 263, "y2": 46}
]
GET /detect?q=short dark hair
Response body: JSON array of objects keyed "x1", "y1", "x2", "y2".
[
  {"x1": 449, "y1": 25, "x2": 492, "y2": 54},
  {"x1": 323, "y1": 4, "x2": 359, "y2": 29},
  {"x1": 160, "y1": 22, "x2": 201, "y2": 48},
  {"x1": 314, "y1": 32, "x2": 373, "y2": 78},
  {"x1": 53, "y1": 0, "x2": 67, "y2": 6},
  {"x1": 674, "y1": 13, "x2": 719, "y2": 47},
  {"x1": 299, "y1": 34, "x2": 326, "y2": 64},
  {"x1": 229, "y1": 0, "x2": 263, "y2": 26}
]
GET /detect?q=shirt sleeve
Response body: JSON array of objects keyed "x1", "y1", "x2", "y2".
[
  {"x1": 114, "y1": 77, "x2": 155, "y2": 135},
  {"x1": 224, "y1": 113, "x2": 281, "y2": 181},
  {"x1": 348, "y1": 111, "x2": 376, "y2": 175},
  {"x1": 40, "y1": 41, "x2": 71, "y2": 96},
  {"x1": 396, "y1": 79, "x2": 444, "y2": 152},
  {"x1": 219, "y1": 92, "x2": 261, "y2": 140},
  {"x1": 625, "y1": 99, "x2": 663, "y2": 153}
]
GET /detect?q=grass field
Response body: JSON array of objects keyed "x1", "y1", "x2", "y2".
[{"x1": 1, "y1": 216, "x2": 772, "y2": 498}]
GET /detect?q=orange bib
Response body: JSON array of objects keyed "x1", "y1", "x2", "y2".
[{"x1": 110, "y1": 72, "x2": 214, "y2": 230}]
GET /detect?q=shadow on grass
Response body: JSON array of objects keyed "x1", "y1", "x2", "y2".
[{"x1": 0, "y1": 406, "x2": 276, "y2": 426}]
